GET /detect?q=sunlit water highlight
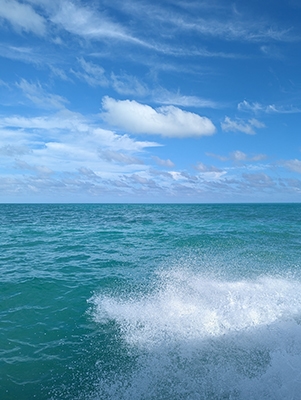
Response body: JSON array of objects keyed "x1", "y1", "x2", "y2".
[{"x1": 1, "y1": 204, "x2": 301, "y2": 399}]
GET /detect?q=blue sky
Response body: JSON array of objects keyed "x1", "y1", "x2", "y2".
[{"x1": 0, "y1": 0, "x2": 301, "y2": 203}]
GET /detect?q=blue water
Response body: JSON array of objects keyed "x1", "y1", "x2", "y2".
[{"x1": 1, "y1": 204, "x2": 301, "y2": 399}]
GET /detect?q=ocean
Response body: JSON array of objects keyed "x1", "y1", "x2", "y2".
[{"x1": 1, "y1": 203, "x2": 301, "y2": 399}]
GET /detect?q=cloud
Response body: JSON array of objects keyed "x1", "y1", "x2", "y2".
[
  {"x1": 0, "y1": 144, "x2": 31, "y2": 157},
  {"x1": 50, "y1": 66, "x2": 71, "y2": 81},
  {"x1": 152, "y1": 156, "x2": 175, "y2": 168},
  {"x1": 282, "y1": 159, "x2": 301, "y2": 174},
  {"x1": 237, "y1": 101, "x2": 264, "y2": 113},
  {"x1": 154, "y1": 89, "x2": 220, "y2": 108},
  {"x1": 238, "y1": 100, "x2": 301, "y2": 114},
  {"x1": 101, "y1": 97, "x2": 216, "y2": 138},
  {"x1": 189, "y1": 18, "x2": 293, "y2": 43},
  {"x1": 111, "y1": 72, "x2": 148, "y2": 96},
  {"x1": 114, "y1": 0, "x2": 295, "y2": 44},
  {"x1": 16, "y1": 79, "x2": 69, "y2": 109},
  {"x1": 0, "y1": 44, "x2": 47, "y2": 66},
  {"x1": 51, "y1": 0, "x2": 143, "y2": 45},
  {"x1": 193, "y1": 162, "x2": 226, "y2": 180},
  {"x1": 194, "y1": 162, "x2": 221, "y2": 172},
  {"x1": 0, "y1": 111, "x2": 159, "y2": 197},
  {"x1": 0, "y1": 0, "x2": 46, "y2": 36},
  {"x1": 207, "y1": 151, "x2": 267, "y2": 162},
  {"x1": 0, "y1": 110, "x2": 160, "y2": 152},
  {"x1": 72, "y1": 58, "x2": 109, "y2": 87},
  {"x1": 221, "y1": 116, "x2": 265, "y2": 134},
  {"x1": 230, "y1": 150, "x2": 247, "y2": 161},
  {"x1": 15, "y1": 159, "x2": 53, "y2": 176},
  {"x1": 242, "y1": 173, "x2": 275, "y2": 188},
  {"x1": 99, "y1": 150, "x2": 144, "y2": 165},
  {"x1": 0, "y1": 79, "x2": 10, "y2": 88},
  {"x1": 260, "y1": 45, "x2": 285, "y2": 59}
]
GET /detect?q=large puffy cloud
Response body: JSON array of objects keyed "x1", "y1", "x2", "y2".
[{"x1": 101, "y1": 97, "x2": 216, "y2": 138}]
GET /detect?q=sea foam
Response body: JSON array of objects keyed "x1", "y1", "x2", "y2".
[{"x1": 90, "y1": 269, "x2": 301, "y2": 399}]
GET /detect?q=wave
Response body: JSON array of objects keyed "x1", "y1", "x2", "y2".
[{"x1": 90, "y1": 269, "x2": 301, "y2": 399}]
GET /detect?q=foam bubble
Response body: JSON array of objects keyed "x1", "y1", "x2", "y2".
[{"x1": 90, "y1": 269, "x2": 301, "y2": 399}]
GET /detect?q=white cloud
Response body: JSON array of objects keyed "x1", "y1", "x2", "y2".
[
  {"x1": 0, "y1": 44, "x2": 46, "y2": 66},
  {"x1": 207, "y1": 151, "x2": 267, "y2": 162},
  {"x1": 16, "y1": 79, "x2": 68, "y2": 109},
  {"x1": 154, "y1": 89, "x2": 220, "y2": 108},
  {"x1": 50, "y1": 66, "x2": 71, "y2": 81},
  {"x1": 237, "y1": 100, "x2": 263, "y2": 113},
  {"x1": 0, "y1": 112, "x2": 160, "y2": 150},
  {"x1": 190, "y1": 18, "x2": 292, "y2": 43},
  {"x1": 99, "y1": 150, "x2": 144, "y2": 165},
  {"x1": 72, "y1": 58, "x2": 109, "y2": 87},
  {"x1": 0, "y1": 0, "x2": 46, "y2": 36},
  {"x1": 283, "y1": 159, "x2": 301, "y2": 174},
  {"x1": 0, "y1": 144, "x2": 31, "y2": 156},
  {"x1": 51, "y1": 0, "x2": 143, "y2": 45},
  {"x1": 231, "y1": 150, "x2": 247, "y2": 161},
  {"x1": 15, "y1": 159, "x2": 53, "y2": 176},
  {"x1": 193, "y1": 162, "x2": 226, "y2": 180},
  {"x1": 0, "y1": 79, "x2": 10, "y2": 88},
  {"x1": 0, "y1": 110, "x2": 88, "y2": 132},
  {"x1": 194, "y1": 162, "x2": 221, "y2": 172},
  {"x1": 111, "y1": 72, "x2": 148, "y2": 96},
  {"x1": 152, "y1": 156, "x2": 175, "y2": 168},
  {"x1": 238, "y1": 100, "x2": 301, "y2": 114},
  {"x1": 242, "y1": 173, "x2": 275, "y2": 188},
  {"x1": 0, "y1": 109, "x2": 160, "y2": 179},
  {"x1": 101, "y1": 96, "x2": 216, "y2": 138},
  {"x1": 113, "y1": 0, "x2": 294, "y2": 44},
  {"x1": 221, "y1": 116, "x2": 265, "y2": 134}
]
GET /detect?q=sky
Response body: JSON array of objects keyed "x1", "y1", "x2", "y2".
[{"x1": 0, "y1": 0, "x2": 301, "y2": 203}]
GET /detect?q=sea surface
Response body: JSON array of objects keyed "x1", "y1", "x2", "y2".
[{"x1": 1, "y1": 203, "x2": 301, "y2": 399}]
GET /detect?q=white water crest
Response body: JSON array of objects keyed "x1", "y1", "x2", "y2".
[{"x1": 91, "y1": 269, "x2": 301, "y2": 399}]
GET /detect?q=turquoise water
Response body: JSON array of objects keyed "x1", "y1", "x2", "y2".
[{"x1": 1, "y1": 204, "x2": 301, "y2": 399}]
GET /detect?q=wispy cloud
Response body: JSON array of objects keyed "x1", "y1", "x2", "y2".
[
  {"x1": 242, "y1": 173, "x2": 275, "y2": 188},
  {"x1": 0, "y1": 0, "x2": 46, "y2": 36},
  {"x1": 16, "y1": 79, "x2": 69, "y2": 109},
  {"x1": 186, "y1": 18, "x2": 293, "y2": 43},
  {"x1": 111, "y1": 72, "x2": 148, "y2": 96},
  {"x1": 111, "y1": 0, "x2": 295, "y2": 43},
  {"x1": 282, "y1": 159, "x2": 301, "y2": 174},
  {"x1": 0, "y1": 79, "x2": 10, "y2": 88},
  {"x1": 194, "y1": 161, "x2": 221, "y2": 172},
  {"x1": 0, "y1": 144, "x2": 31, "y2": 156},
  {"x1": 207, "y1": 151, "x2": 267, "y2": 162},
  {"x1": 99, "y1": 150, "x2": 144, "y2": 165},
  {"x1": 50, "y1": 0, "x2": 145, "y2": 46},
  {"x1": 152, "y1": 156, "x2": 175, "y2": 168},
  {"x1": 153, "y1": 89, "x2": 220, "y2": 108},
  {"x1": 193, "y1": 161, "x2": 225, "y2": 180},
  {"x1": 238, "y1": 100, "x2": 301, "y2": 114},
  {"x1": 15, "y1": 159, "x2": 53, "y2": 176},
  {"x1": 71, "y1": 58, "x2": 109, "y2": 87},
  {"x1": 221, "y1": 116, "x2": 265, "y2": 135},
  {"x1": 101, "y1": 96, "x2": 216, "y2": 138},
  {"x1": 0, "y1": 44, "x2": 46, "y2": 65}
]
